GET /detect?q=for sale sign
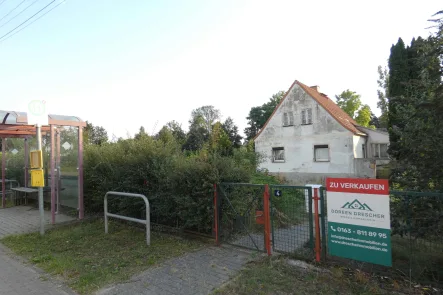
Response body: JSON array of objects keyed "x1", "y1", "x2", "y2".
[{"x1": 326, "y1": 178, "x2": 391, "y2": 267}]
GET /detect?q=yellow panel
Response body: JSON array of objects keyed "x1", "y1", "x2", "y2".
[
  {"x1": 30, "y1": 150, "x2": 43, "y2": 169},
  {"x1": 31, "y1": 169, "x2": 45, "y2": 187}
]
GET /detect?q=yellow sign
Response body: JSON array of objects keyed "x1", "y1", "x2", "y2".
[
  {"x1": 30, "y1": 150, "x2": 43, "y2": 169},
  {"x1": 31, "y1": 169, "x2": 45, "y2": 187}
]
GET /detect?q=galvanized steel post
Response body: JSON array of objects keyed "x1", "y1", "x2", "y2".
[{"x1": 104, "y1": 192, "x2": 150, "y2": 246}]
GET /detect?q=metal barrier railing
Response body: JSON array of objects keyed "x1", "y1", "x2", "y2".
[{"x1": 104, "y1": 191, "x2": 150, "y2": 245}]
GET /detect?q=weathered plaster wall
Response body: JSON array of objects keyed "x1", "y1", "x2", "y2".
[
  {"x1": 358, "y1": 127, "x2": 389, "y2": 158},
  {"x1": 255, "y1": 83, "x2": 358, "y2": 183},
  {"x1": 353, "y1": 135, "x2": 365, "y2": 158}
]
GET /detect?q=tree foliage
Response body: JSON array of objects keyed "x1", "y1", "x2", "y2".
[
  {"x1": 387, "y1": 11, "x2": 443, "y2": 239},
  {"x1": 134, "y1": 126, "x2": 149, "y2": 140},
  {"x1": 376, "y1": 65, "x2": 389, "y2": 128},
  {"x1": 244, "y1": 91, "x2": 286, "y2": 140},
  {"x1": 84, "y1": 121, "x2": 108, "y2": 145},
  {"x1": 221, "y1": 117, "x2": 242, "y2": 149},
  {"x1": 190, "y1": 105, "x2": 221, "y2": 134},
  {"x1": 335, "y1": 90, "x2": 374, "y2": 128}
]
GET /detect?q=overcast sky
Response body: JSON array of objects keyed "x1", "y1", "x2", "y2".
[{"x1": 0, "y1": 0, "x2": 441, "y2": 139}]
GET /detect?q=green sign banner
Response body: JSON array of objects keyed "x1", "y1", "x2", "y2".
[{"x1": 326, "y1": 178, "x2": 392, "y2": 267}]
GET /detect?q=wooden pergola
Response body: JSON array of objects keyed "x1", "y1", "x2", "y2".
[{"x1": 0, "y1": 110, "x2": 86, "y2": 222}]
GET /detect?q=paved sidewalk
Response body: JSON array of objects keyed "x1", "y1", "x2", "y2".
[
  {"x1": 97, "y1": 245, "x2": 255, "y2": 295},
  {"x1": 0, "y1": 245, "x2": 75, "y2": 295},
  {"x1": 0, "y1": 206, "x2": 75, "y2": 238}
]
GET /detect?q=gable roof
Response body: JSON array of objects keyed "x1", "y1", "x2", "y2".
[{"x1": 254, "y1": 80, "x2": 366, "y2": 140}]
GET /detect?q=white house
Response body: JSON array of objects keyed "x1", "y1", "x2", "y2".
[{"x1": 254, "y1": 80, "x2": 390, "y2": 184}]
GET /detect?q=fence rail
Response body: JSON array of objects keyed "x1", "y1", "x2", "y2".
[{"x1": 104, "y1": 191, "x2": 150, "y2": 246}]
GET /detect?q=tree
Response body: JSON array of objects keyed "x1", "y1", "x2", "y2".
[
  {"x1": 221, "y1": 117, "x2": 242, "y2": 148},
  {"x1": 84, "y1": 121, "x2": 108, "y2": 145},
  {"x1": 376, "y1": 65, "x2": 389, "y2": 128},
  {"x1": 156, "y1": 126, "x2": 175, "y2": 145},
  {"x1": 335, "y1": 90, "x2": 362, "y2": 118},
  {"x1": 190, "y1": 106, "x2": 221, "y2": 134},
  {"x1": 388, "y1": 38, "x2": 409, "y2": 98},
  {"x1": 183, "y1": 120, "x2": 209, "y2": 152},
  {"x1": 335, "y1": 90, "x2": 374, "y2": 128},
  {"x1": 355, "y1": 104, "x2": 373, "y2": 127},
  {"x1": 388, "y1": 11, "x2": 443, "y2": 190},
  {"x1": 166, "y1": 121, "x2": 186, "y2": 144},
  {"x1": 210, "y1": 122, "x2": 232, "y2": 155},
  {"x1": 387, "y1": 12, "x2": 443, "y2": 240},
  {"x1": 244, "y1": 91, "x2": 285, "y2": 140},
  {"x1": 134, "y1": 126, "x2": 148, "y2": 140},
  {"x1": 369, "y1": 112, "x2": 381, "y2": 129}
]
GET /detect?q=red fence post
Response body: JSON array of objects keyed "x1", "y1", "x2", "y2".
[
  {"x1": 264, "y1": 185, "x2": 272, "y2": 256},
  {"x1": 213, "y1": 184, "x2": 219, "y2": 246},
  {"x1": 314, "y1": 188, "x2": 321, "y2": 262}
]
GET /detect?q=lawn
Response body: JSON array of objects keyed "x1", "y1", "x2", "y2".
[
  {"x1": 215, "y1": 256, "x2": 420, "y2": 295},
  {"x1": 1, "y1": 219, "x2": 203, "y2": 294}
]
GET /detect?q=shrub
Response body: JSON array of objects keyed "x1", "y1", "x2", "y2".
[{"x1": 83, "y1": 137, "x2": 258, "y2": 234}]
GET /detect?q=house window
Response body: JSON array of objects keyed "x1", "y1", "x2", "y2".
[
  {"x1": 372, "y1": 143, "x2": 388, "y2": 158},
  {"x1": 272, "y1": 147, "x2": 285, "y2": 162},
  {"x1": 314, "y1": 145, "x2": 329, "y2": 162},
  {"x1": 283, "y1": 112, "x2": 294, "y2": 126},
  {"x1": 302, "y1": 109, "x2": 312, "y2": 125}
]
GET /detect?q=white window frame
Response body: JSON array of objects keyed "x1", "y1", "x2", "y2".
[
  {"x1": 372, "y1": 143, "x2": 389, "y2": 158},
  {"x1": 314, "y1": 144, "x2": 329, "y2": 162},
  {"x1": 302, "y1": 109, "x2": 313, "y2": 125},
  {"x1": 283, "y1": 112, "x2": 294, "y2": 127},
  {"x1": 272, "y1": 147, "x2": 285, "y2": 163}
]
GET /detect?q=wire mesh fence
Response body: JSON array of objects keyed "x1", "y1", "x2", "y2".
[
  {"x1": 320, "y1": 188, "x2": 443, "y2": 288},
  {"x1": 270, "y1": 185, "x2": 314, "y2": 256},
  {"x1": 218, "y1": 183, "x2": 266, "y2": 252}
]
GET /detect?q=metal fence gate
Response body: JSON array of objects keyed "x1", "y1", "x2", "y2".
[
  {"x1": 216, "y1": 183, "x2": 316, "y2": 256},
  {"x1": 217, "y1": 183, "x2": 268, "y2": 252},
  {"x1": 270, "y1": 185, "x2": 314, "y2": 255}
]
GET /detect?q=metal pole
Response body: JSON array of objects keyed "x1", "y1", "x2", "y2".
[
  {"x1": 2, "y1": 138, "x2": 6, "y2": 208},
  {"x1": 24, "y1": 138, "x2": 29, "y2": 187},
  {"x1": 50, "y1": 125, "x2": 55, "y2": 224},
  {"x1": 78, "y1": 126, "x2": 84, "y2": 219},
  {"x1": 36, "y1": 124, "x2": 45, "y2": 235},
  {"x1": 56, "y1": 129, "x2": 60, "y2": 214},
  {"x1": 104, "y1": 195, "x2": 108, "y2": 234}
]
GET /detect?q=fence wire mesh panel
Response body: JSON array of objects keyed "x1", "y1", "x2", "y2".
[
  {"x1": 270, "y1": 185, "x2": 313, "y2": 256},
  {"x1": 218, "y1": 183, "x2": 265, "y2": 252},
  {"x1": 322, "y1": 188, "x2": 443, "y2": 289},
  {"x1": 389, "y1": 191, "x2": 443, "y2": 287}
]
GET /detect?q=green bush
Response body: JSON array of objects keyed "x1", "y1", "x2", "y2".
[{"x1": 83, "y1": 136, "x2": 259, "y2": 234}]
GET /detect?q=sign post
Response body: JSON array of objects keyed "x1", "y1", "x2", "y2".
[
  {"x1": 28, "y1": 100, "x2": 48, "y2": 236},
  {"x1": 326, "y1": 178, "x2": 391, "y2": 266}
]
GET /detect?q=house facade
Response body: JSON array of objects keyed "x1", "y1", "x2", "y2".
[{"x1": 254, "y1": 80, "x2": 390, "y2": 184}]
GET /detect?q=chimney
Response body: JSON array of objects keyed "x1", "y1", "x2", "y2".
[{"x1": 310, "y1": 85, "x2": 320, "y2": 92}]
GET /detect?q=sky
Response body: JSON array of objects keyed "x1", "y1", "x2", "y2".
[{"x1": 0, "y1": 0, "x2": 441, "y2": 139}]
